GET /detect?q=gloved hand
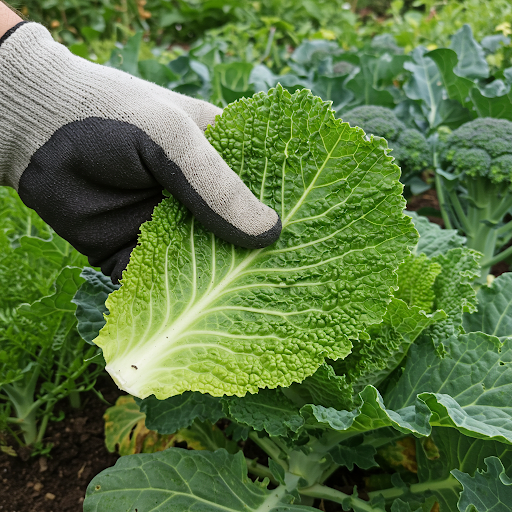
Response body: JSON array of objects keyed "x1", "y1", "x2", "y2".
[{"x1": 0, "y1": 22, "x2": 281, "y2": 282}]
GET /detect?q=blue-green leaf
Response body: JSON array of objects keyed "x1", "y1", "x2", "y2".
[
  {"x1": 450, "y1": 25, "x2": 489, "y2": 80},
  {"x1": 453, "y1": 456, "x2": 512, "y2": 512},
  {"x1": 463, "y1": 273, "x2": 512, "y2": 337},
  {"x1": 416, "y1": 428, "x2": 512, "y2": 511},
  {"x1": 84, "y1": 449, "x2": 315, "y2": 512},
  {"x1": 387, "y1": 333, "x2": 512, "y2": 444},
  {"x1": 73, "y1": 267, "x2": 119, "y2": 344}
]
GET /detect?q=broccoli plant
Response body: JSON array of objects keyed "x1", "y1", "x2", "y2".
[
  {"x1": 436, "y1": 117, "x2": 512, "y2": 280},
  {"x1": 342, "y1": 106, "x2": 431, "y2": 184}
]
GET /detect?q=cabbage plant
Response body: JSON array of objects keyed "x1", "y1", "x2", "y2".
[
  {"x1": 94, "y1": 85, "x2": 417, "y2": 400},
  {"x1": 81, "y1": 88, "x2": 512, "y2": 511}
]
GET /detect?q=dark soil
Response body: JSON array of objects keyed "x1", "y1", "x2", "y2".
[
  {"x1": 406, "y1": 188, "x2": 443, "y2": 226},
  {"x1": 0, "y1": 375, "x2": 121, "y2": 512}
]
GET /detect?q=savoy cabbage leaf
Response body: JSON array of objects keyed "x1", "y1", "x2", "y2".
[{"x1": 94, "y1": 85, "x2": 417, "y2": 399}]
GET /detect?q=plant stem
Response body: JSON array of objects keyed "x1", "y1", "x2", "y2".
[
  {"x1": 497, "y1": 219, "x2": 512, "y2": 236},
  {"x1": 246, "y1": 458, "x2": 277, "y2": 484},
  {"x1": 447, "y1": 189, "x2": 471, "y2": 234},
  {"x1": 18, "y1": 353, "x2": 94, "y2": 427},
  {"x1": 248, "y1": 432, "x2": 288, "y2": 470},
  {"x1": 367, "y1": 474, "x2": 460, "y2": 501},
  {"x1": 481, "y1": 242, "x2": 512, "y2": 269},
  {"x1": 300, "y1": 483, "x2": 386, "y2": 512},
  {"x1": 3, "y1": 367, "x2": 41, "y2": 445},
  {"x1": 261, "y1": 26, "x2": 276, "y2": 62},
  {"x1": 434, "y1": 170, "x2": 453, "y2": 230}
]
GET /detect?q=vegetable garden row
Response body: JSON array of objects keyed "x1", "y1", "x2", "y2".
[{"x1": 2, "y1": 2, "x2": 512, "y2": 511}]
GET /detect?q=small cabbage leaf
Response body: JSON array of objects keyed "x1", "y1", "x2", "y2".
[
  {"x1": 453, "y1": 457, "x2": 512, "y2": 512},
  {"x1": 84, "y1": 448, "x2": 315, "y2": 512},
  {"x1": 416, "y1": 428, "x2": 512, "y2": 511},
  {"x1": 94, "y1": 86, "x2": 417, "y2": 399},
  {"x1": 463, "y1": 272, "x2": 512, "y2": 336}
]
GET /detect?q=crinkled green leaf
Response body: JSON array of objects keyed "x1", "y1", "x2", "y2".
[
  {"x1": 289, "y1": 363, "x2": 353, "y2": 411},
  {"x1": 395, "y1": 254, "x2": 442, "y2": 311},
  {"x1": 415, "y1": 428, "x2": 512, "y2": 511},
  {"x1": 95, "y1": 86, "x2": 417, "y2": 399},
  {"x1": 73, "y1": 267, "x2": 119, "y2": 344},
  {"x1": 463, "y1": 273, "x2": 512, "y2": 337},
  {"x1": 429, "y1": 248, "x2": 481, "y2": 343},
  {"x1": 18, "y1": 266, "x2": 84, "y2": 317},
  {"x1": 449, "y1": 24, "x2": 489, "y2": 80},
  {"x1": 335, "y1": 298, "x2": 446, "y2": 397},
  {"x1": 300, "y1": 385, "x2": 430, "y2": 437},
  {"x1": 84, "y1": 448, "x2": 315, "y2": 512},
  {"x1": 222, "y1": 388, "x2": 304, "y2": 437},
  {"x1": 384, "y1": 299, "x2": 446, "y2": 342},
  {"x1": 387, "y1": 333, "x2": 512, "y2": 444},
  {"x1": 139, "y1": 392, "x2": 224, "y2": 434},
  {"x1": 453, "y1": 457, "x2": 512, "y2": 512},
  {"x1": 406, "y1": 211, "x2": 465, "y2": 258}
]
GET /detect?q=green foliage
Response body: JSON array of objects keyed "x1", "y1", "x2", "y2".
[
  {"x1": 411, "y1": 428, "x2": 512, "y2": 511},
  {"x1": 373, "y1": 0, "x2": 512, "y2": 55},
  {"x1": 0, "y1": 189, "x2": 103, "y2": 449},
  {"x1": 94, "y1": 85, "x2": 416, "y2": 400},
  {"x1": 463, "y1": 272, "x2": 512, "y2": 337},
  {"x1": 6, "y1": 3, "x2": 512, "y2": 507},
  {"x1": 85, "y1": 449, "x2": 314, "y2": 512},
  {"x1": 452, "y1": 457, "x2": 512, "y2": 512}
]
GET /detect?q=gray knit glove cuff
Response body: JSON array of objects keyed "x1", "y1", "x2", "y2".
[{"x1": 0, "y1": 23, "x2": 281, "y2": 280}]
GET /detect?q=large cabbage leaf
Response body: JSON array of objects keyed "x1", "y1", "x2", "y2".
[{"x1": 94, "y1": 85, "x2": 417, "y2": 399}]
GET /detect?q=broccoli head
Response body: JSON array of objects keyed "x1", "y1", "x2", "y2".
[
  {"x1": 440, "y1": 118, "x2": 512, "y2": 190},
  {"x1": 342, "y1": 106, "x2": 431, "y2": 180}
]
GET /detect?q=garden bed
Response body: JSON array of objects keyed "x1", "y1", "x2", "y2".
[
  {"x1": 0, "y1": 375, "x2": 120, "y2": 512},
  {"x1": 1, "y1": 185, "x2": 510, "y2": 512}
]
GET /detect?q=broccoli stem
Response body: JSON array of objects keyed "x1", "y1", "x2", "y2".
[
  {"x1": 434, "y1": 170, "x2": 453, "y2": 230},
  {"x1": 459, "y1": 178, "x2": 512, "y2": 281},
  {"x1": 438, "y1": 175, "x2": 512, "y2": 282},
  {"x1": 2, "y1": 368, "x2": 41, "y2": 445}
]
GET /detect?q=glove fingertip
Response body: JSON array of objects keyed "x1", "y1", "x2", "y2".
[{"x1": 234, "y1": 214, "x2": 282, "y2": 249}]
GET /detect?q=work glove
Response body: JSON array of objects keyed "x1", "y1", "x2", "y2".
[{"x1": 0, "y1": 22, "x2": 281, "y2": 282}]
